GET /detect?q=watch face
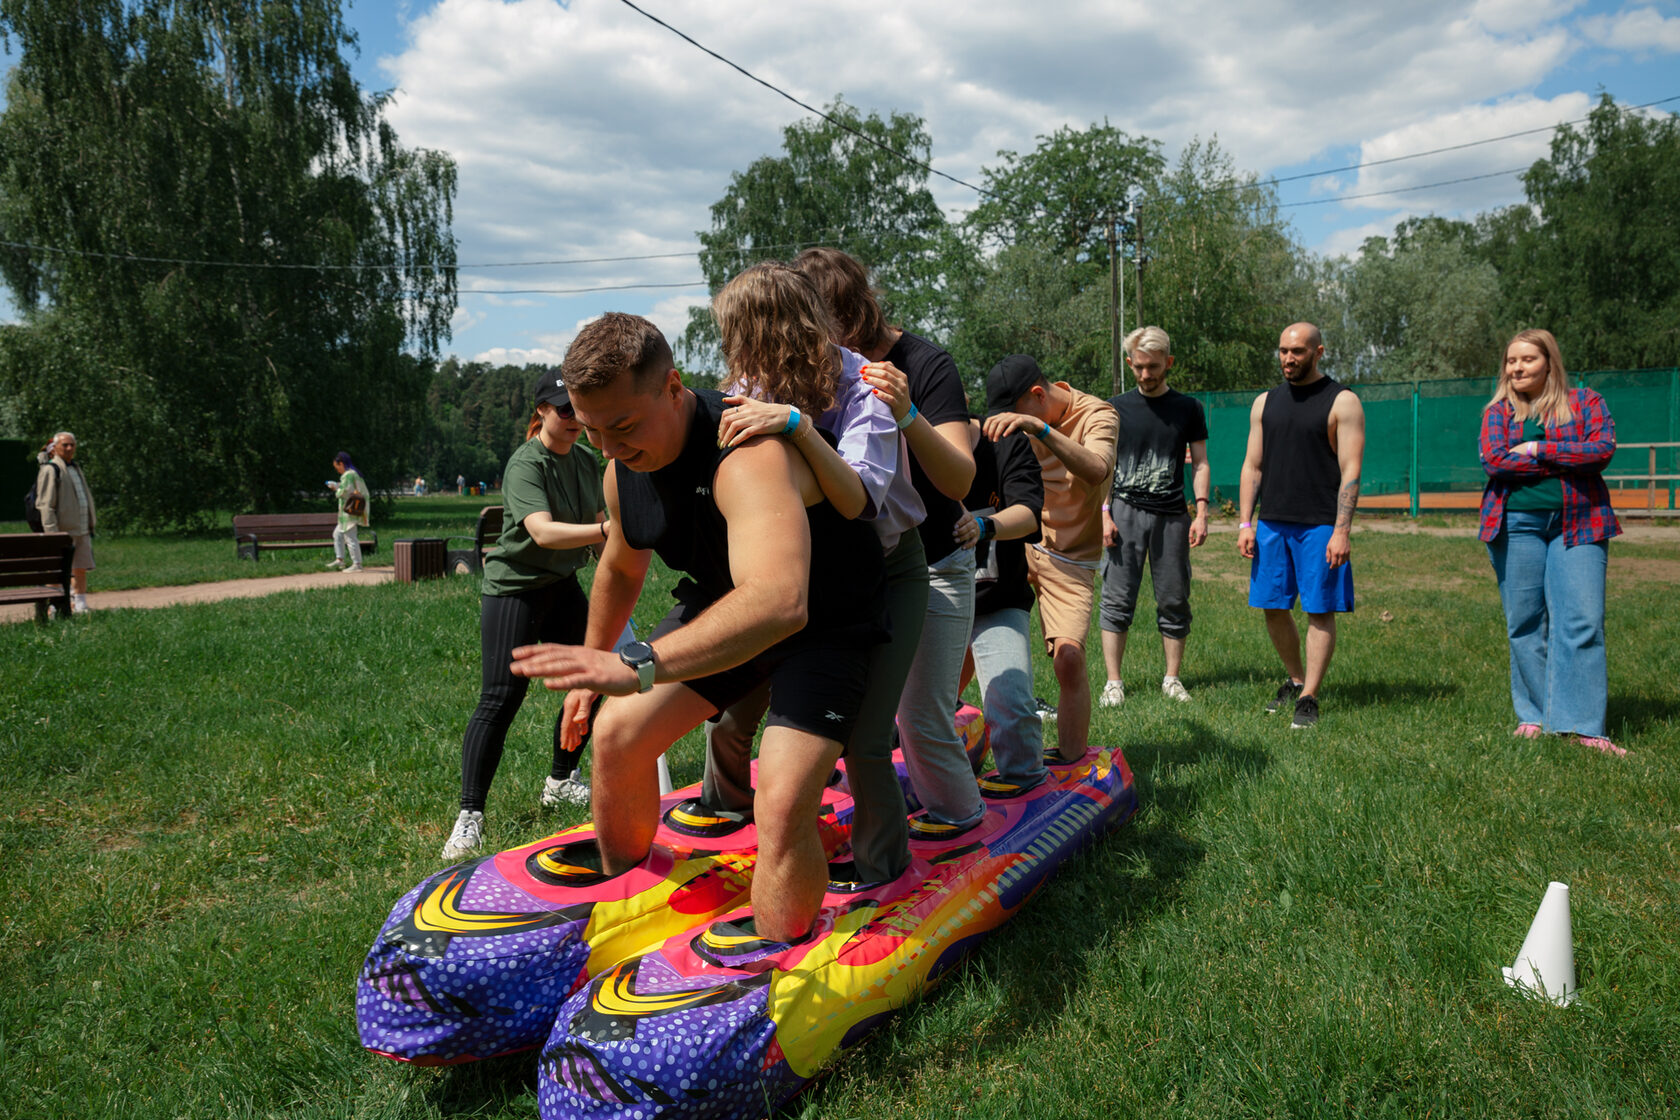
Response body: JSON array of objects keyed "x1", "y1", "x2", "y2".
[{"x1": 620, "y1": 641, "x2": 655, "y2": 665}]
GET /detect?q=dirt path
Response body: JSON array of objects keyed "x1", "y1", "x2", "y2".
[{"x1": 3, "y1": 564, "x2": 396, "y2": 624}]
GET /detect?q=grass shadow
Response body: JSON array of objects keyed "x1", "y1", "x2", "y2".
[
  {"x1": 1610, "y1": 692, "x2": 1680, "y2": 739},
  {"x1": 787, "y1": 721, "x2": 1270, "y2": 1106},
  {"x1": 1331, "y1": 679, "x2": 1460, "y2": 709}
]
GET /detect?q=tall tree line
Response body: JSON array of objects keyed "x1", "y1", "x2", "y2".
[
  {"x1": 0, "y1": 0, "x2": 456, "y2": 527},
  {"x1": 685, "y1": 95, "x2": 1679, "y2": 401}
]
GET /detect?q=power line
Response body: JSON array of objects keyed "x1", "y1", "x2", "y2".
[
  {"x1": 1277, "y1": 166, "x2": 1529, "y2": 207},
  {"x1": 613, "y1": 0, "x2": 996, "y2": 200},
  {"x1": 1256, "y1": 93, "x2": 1680, "y2": 191},
  {"x1": 459, "y1": 280, "x2": 705, "y2": 296}
]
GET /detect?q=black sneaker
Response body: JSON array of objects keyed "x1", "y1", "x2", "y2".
[
  {"x1": 1291, "y1": 695, "x2": 1319, "y2": 729},
  {"x1": 1033, "y1": 696, "x2": 1058, "y2": 721},
  {"x1": 1265, "y1": 679, "x2": 1304, "y2": 714}
]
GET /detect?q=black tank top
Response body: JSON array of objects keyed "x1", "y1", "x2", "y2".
[
  {"x1": 1257, "y1": 376, "x2": 1346, "y2": 525},
  {"x1": 615, "y1": 388, "x2": 887, "y2": 647}
]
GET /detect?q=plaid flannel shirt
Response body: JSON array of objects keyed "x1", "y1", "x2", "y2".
[{"x1": 1479, "y1": 387, "x2": 1620, "y2": 546}]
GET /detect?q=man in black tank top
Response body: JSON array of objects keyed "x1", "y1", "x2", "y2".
[
  {"x1": 511, "y1": 313, "x2": 888, "y2": 945},
  {"x1": 1236, "y1": 322, "x2": 1367, "y2": 730}
]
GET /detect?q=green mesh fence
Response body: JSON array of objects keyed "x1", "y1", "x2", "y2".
[{"x1": 1189, "y1": 368, "x2": 1680, "y2": 514}]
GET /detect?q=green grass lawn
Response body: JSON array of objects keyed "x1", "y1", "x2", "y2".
[
  {"x1": 0, "y1": 494, "x2": 497, "y2": 591},
  {"x1": 2, "y1": 532, "x2": 1675, "y2": 1118}
]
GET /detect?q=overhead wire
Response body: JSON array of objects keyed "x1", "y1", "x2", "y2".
[{"x1": 4, "y1": 0, "x2": 1676, "y2": 288}]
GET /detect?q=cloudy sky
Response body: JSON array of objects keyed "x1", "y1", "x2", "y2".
[{"x1": 9, "y1": 0, "x2": 1680, "y2": 365}]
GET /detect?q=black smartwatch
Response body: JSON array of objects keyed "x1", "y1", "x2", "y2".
[{"x1": 618, "y1": 640, "x2": 657, "y2": 694}]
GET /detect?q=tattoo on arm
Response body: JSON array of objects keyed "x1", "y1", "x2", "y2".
[{"x1": 1335, "y1": 481, "x2": 1359, "y2": 532}]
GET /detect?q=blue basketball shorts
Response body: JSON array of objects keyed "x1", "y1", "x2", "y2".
[{"x1": 1248, "y1": 519, "x2": 1354, "y2": 614}]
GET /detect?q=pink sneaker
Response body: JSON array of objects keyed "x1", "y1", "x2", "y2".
[
  {"x1": 1576, "y1": 736, "x2": 1627, "y2": 758},
  {"x1": 1513, "y1": 723, "x2": 1542, "y2": 739}
]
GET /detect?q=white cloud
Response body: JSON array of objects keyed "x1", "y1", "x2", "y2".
[
  {"x1": 471, "y1": 343, "x2": 566, "y2": 365},
  {"x1": 1316, "y1": 212, "x2": 1420, "y2": 258},
  {"x1": 1338, "y1": 92, "x2": 1593, "y2": 212},
  {"x1": 1579, "y1": 6, "x2": 1680, "y2": 53},
  {"x1": 362, "y1": 0, "x2": 1628, "y2": 359}
]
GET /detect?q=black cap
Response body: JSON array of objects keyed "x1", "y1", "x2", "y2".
[
  {"x1": 533, "y1": 369, "x2": 570, "y2": 409},
  {"x1": 985, "y1": 354, "x2": 1045, "y2": 416}
]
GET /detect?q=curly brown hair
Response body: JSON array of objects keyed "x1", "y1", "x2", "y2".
[
  {"x1": 792, "y1": 246, "x2": 889, "y2": 353},
  {"x1": 713, "y1": 262, "x2": 841, "y2": 416}
]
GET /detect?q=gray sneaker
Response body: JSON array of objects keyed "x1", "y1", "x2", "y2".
[
  {"x1": 1266, "y1": 679, "x2": 1304, "y2": 714},
  {"x1": 1291, "y1": 695, "x2": 1320, "y2": 730},
  {"x1": 542, "y1": 774, "x2": 590, "y2": 807},
  {"x1": 440, "y1": 810, "x2": 484, "y2": 861}
]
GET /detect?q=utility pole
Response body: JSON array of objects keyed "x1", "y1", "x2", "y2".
[
  {"x1": 1132, "y1": 193, "x2": 1143, "y2": 331},
  {"x1": 1108, "y1": 214, "x2": 1123, "y2": 396}
]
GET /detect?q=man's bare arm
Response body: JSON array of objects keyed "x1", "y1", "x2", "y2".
[
  {"x1": 642, "y1": 438, "x2": 812, "y2": 680},
  {"x1": 1325, "y1": 391, "x2": 1365, "y2": 567},
  {"x1": 582, "y1": 467, "x2": 651, "y2": 650},
  {"x1": 1237, "y1": 394, "x2": 1266, "y2": 558}
]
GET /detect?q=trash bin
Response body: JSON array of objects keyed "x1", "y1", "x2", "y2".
[{"x1": 394, "y1": 537, "x2": 446, "y2": 582}]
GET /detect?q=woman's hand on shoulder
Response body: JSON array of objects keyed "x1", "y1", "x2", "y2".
[
  {"x1": 719, "y1": 395, "x2": 798, "y2": 448},
  {"x1": 859, "y1": 362, "x2": 912, "y2": 423}
]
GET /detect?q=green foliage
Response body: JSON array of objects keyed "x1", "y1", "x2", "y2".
[
  {"x1": 1495, "y1": 95, "x2": 1680, "y2": 369},
  {"x1": 0, "y1": 0, "x2": 457, "y2": 527},
  {"x1": 411, "y1": 358, "x2": 540, "y2": 487},
  {"x1": 1345, "y1": 217, "x2": 1503, "y2": 382},
  {"x1": 946, "y1": 123, "x2": 1160, "y2": 397},
  {"x1": 1137, "y1": 138, "x2": 1312, "y2": 392},
  {"x1": 679, "y1": 99, "x2": 955, "y2": 374}
]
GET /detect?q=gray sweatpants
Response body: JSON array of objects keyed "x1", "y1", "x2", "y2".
[{"x1": 1098, "y1": 500, "x2": 1192, "y2": 639}]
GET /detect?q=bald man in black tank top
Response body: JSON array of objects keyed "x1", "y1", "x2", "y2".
[
  {"x1": 1236, "y1": 323, "x2": 1366, "y2": 730},
  {"x1": 511, "y1": 314, "x2": 888, "y2": 944}
]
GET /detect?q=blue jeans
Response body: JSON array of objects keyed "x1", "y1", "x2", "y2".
[
  {"x1": 969, "y1": 607, "x2": 1046, "y2": 787},
  {"x1": 899, "y1": 546, "x2": 984, "y2": 828},
  {"x1": 1486, "y1": 510, "x2": 1609, "y2": 737}
]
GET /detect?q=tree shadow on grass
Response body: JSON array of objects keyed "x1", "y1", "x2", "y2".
[
  {"x1": 787, "y1": 721, "x2": 1271, "y2": 1110},
  {"x1": 1330, "y1": 679, "x2": 1460, "y2": 709},
  {"x1": 1610, "y1": 692, "x2": 1680, "y2": 739}
]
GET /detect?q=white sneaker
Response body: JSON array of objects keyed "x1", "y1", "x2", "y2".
[
  {"x1": 1162, "y1": 677, "x2": 1192, "y2": 703},
  {"x1": 542, "y1": 774, "x2": 590, "y2": 807},
  {"x1": 70, "y1": 594, "x2": 89, "y2": 615},
  {"x1": 347, "y1": 565, "x2": 364, "y2": 573},
  {"x1": 325, "y1": 559, "x2": 345, "y2": 570},
  {"x1": 1099, "y1": 680, "x2": 1125, "y2": 708},
  {"x1": 440, "y1": 810, "x2": 484, "y2": 861}
]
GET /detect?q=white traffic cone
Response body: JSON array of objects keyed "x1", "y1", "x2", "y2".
[{"x1": 1502, "y1": 881, "x2": 1578, "y2": 1006}]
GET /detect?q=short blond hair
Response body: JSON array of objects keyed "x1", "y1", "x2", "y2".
[{"x1": 1125, "y1": 326, "x2": 1171, "y2": 357}]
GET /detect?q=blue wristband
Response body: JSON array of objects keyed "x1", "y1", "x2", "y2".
[
  {"x1": 896, "y1": 401, "x2": 918, "y2": 431},
  {"x1": 783, "y1": 406, "x2": 802, "y2": 435},
  {"x1": 1039, "y1": 422, "x2": 1052, "y2": 440}
]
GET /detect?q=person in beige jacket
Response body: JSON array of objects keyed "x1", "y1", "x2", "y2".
[{"x1": 35, "y1": 431, "x2": 98, "y2": 614}]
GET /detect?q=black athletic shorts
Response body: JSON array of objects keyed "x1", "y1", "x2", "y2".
[{"x1": 651, "y1": 600, "x2": 872, "y2": 746}]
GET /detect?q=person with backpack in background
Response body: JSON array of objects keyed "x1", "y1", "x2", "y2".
[
  {"x1": 326, "y1": 451, "x2": 369, "y2": 571},
  {"x1": 32, "y1": 431, "x2": 98, "y2": 615}
]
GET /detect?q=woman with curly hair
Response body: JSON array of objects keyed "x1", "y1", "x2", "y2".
[
  {"x1": 1478, "y1": 329, "x2": 1623, "y2": 756},
  {"x1": 703, "y1": 261, "x2": 980, "y2": 886}
]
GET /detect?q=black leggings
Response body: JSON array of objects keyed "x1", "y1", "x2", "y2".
[{"x1": 459, "y1": 578, "x2": 589, "y2": 812}]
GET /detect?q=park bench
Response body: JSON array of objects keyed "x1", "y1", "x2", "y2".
[
  {"x1": 446, "y1": 505, "x2": 503, "y2": 574},
  {"x1": 0, "y1": 532, "x2": 74, "y2": 622},
  {"x1": 232, "y1": 513, "x2": 380, "y2": 560}
]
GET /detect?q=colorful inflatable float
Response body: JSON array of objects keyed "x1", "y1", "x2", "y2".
[
  {"x1": 356, "y1": 706, "x2": 989, "y2": 1066},
  {"x1": 536, "y1": 743, "x2": 1137, "y2": 1119}
]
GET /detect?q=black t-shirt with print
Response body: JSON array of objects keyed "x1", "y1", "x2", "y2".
[{"x1": 1106, "y1": 387, "x2": 1208, "y2": 515}]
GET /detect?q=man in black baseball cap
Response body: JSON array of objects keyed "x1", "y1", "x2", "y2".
[{"x1": 981, "y1": 354, "x2": 1118, "y2": 764}]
